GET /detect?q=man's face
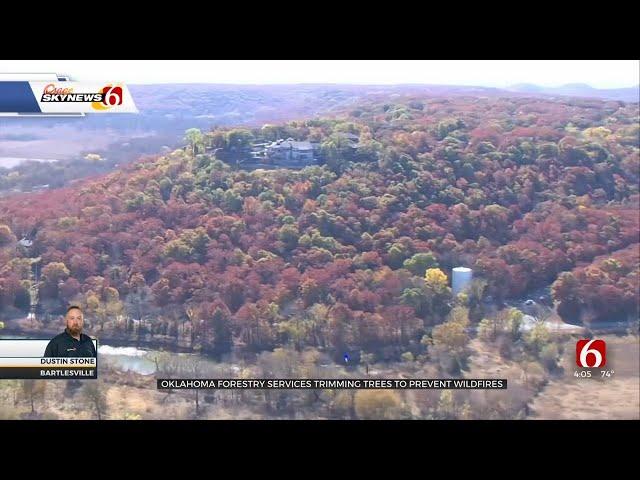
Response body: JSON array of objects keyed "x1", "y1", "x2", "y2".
[{"x1": 66, "y1": 309, "x2": 84, "y2": 336}]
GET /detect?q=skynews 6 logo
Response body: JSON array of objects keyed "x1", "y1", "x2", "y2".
[
  {"x1": 40, "y1": 83, "x2": 123, "y2": 110},
  {"x1": 576, "y1": 339, "x2": 606, "y2": 368},
  {"x1": 92, "y1": 85, "x2": 123, "y2": 110}
]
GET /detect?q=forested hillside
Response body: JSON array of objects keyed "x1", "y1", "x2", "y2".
[{"x1": 1, "y1": 93, "x2": 638, "y2": 360}]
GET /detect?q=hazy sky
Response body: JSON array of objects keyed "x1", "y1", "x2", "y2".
[{"x1": 0, "y1": 60, "x2": 638, "y2": 88}]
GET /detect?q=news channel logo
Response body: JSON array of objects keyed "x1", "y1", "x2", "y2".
[
  {"x1": 576, "y1": 339, "x2": 606, "y2": 368},
  {"x1": 40, "y1": 83, "x2": 124, "y2": 110},
  {"x1": 0, "y1": 75, "x2": 137, "y2": 116}
]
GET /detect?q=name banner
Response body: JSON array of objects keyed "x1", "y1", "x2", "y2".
[{"x1": 0, "y1": 339, "x2": 98, "y2": 379}]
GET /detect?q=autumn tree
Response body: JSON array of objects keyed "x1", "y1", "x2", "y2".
[
  {"x1": 41, "y1": 262, "x2": 70, "y2": 299},
  {"x1": 420, "y1": 268, "x2": 453, "y2": 324},
  {"x1": 431, "y1": 306, "x2": 471, "y2": 373},
  {"x1": 205, "y1": 302, "x2": 233, "y2": 356},
  {"x1": 0, "y1": 224, "x2": 15, "y2": 246},
  {"x1": 82, "y1": 381, "x2": 108, "y2": 420},
  {"x1": 354, "y1": 390, "x2": 405, "y2": 419}
]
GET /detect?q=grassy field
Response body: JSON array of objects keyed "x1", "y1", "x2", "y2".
[
  {"x1": 1, "y1": 332, "x2": 637, "y2": 420},
  {"x1": 528, "y1": 334, "x2": 639, "y2": 420}
]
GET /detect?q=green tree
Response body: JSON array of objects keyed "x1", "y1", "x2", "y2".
[
  {"x1": 223, "y1": 189, "x2": 243, "y2": 213},
  {"x1": 400, "y1": 287, "x2": 429, "y2": 317},
  {"x1": 210, "y1": 306, "x2": 233, "y2": 355},
  {"x1": 226, "y1": 129, "x2": 254, "y2": 152},
  {"x1": 401, "y1": 351, "x2": 415, "y2": 362},
  {"x1": 524, "y1": 322, "x2": 551, "y2": 355},
  {"x1": 321, "y1": 134, "x2": 354, "y2": 173},
  {"x1": 357, "y1": 139, "x2": 383, "y2": 162},
  {"x1": 167, "y1": 227, "x2": 212, "y2": 263},
  {"x1": 507, "y1": 308, "x2": 523, "y2": 340},
  {"x1": 403, "y1": 252, "x2": 438, "y2": 276},
  {"x1": 387, "y1": 242, "x2": 410, "y2": 269},
  {"x1": 539, "y1": 343, "x2": 559, "y2": 370},
  {"x1": 184, "y1": 128, "x2": 205, "y2": 155},
  {"x1": 467, "y1": 278, "x2": 488, "y2": 320},
  {"x1": 278, "y1": 224, "x2": 300, "y2": 251},
  {"x1": 159, "y1": 177, "x2": 173, "y2": 201}
]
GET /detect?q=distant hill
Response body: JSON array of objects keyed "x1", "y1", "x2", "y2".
[
  {"x1": 507, "y1": 83, "x2": 639, "y2": 102},
  {"x1": 0, "y1": 91, "x2": 637, "y2": 350},
  {"x1": 124, "y1": 83, "x2": 506, "y2": 125},
  {"x1": 1, "y1": 82, "x2": 637, "y2": 192},
  {"x1": 508, "y1": 83, "x2": 546, "y2": 93}
]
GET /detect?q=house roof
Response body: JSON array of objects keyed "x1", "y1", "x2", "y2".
[{"x1": 268, "y1": 140, "x2": 313, "y2": 151}]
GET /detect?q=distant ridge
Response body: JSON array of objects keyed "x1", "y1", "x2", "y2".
[{"x1": 507, "y1": 83, "x2": 638, "y2": 102}]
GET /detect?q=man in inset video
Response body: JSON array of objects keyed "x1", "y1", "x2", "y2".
[{"x1": 44, "y1": 305, "x2": 97, "y2": 357}]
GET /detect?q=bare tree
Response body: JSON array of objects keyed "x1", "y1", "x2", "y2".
[
  {"x1": 21, "y1": 380, "x2": 46, "y2": 414},
  {"x1": 173, "y1": 355, "x2": 205, "y2": 417},
  {"x1": 361, "y1": 351, "x2": 375, "y2": 376},
  {"x1": 83, "y1": 381, "x2": 107, "y2": 420},
  {"x1": 189, "y1": 357, "x2": 205, "y2": 417}
]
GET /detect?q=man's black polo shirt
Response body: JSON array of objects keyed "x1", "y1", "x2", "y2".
[{"x1": 43, "y1": 329, "x2": 97, "y2": 357}]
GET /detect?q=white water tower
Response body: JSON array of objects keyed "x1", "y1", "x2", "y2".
[{"x1": 452, "y1": 267, "x2": 473, "y2": 295}]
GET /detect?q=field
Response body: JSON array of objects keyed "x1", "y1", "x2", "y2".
[
  {"x1": 528, "y1": 334, "x2": 639, "y2": 419},
  {"x1": 2, "y1": 331, "x2": 636, "y2": 420}
]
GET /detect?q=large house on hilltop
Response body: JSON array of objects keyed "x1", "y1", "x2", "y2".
[
  {"x1": 248, "y1": 138, "x2": 319, "y2": 168},
  {"x1": 266, "y1": 138, "x2": 316, "y2": 163}
]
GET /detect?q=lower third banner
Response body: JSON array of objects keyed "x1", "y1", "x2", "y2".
[{"x1": 157, "y1": 379, "x2": 508, "y2": 390}]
